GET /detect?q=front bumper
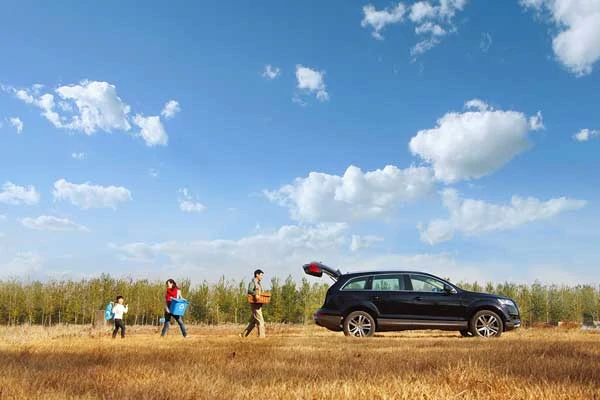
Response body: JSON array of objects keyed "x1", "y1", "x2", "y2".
[{"x1": 314, "y1": 309, "x2": 343, "y2": 331}]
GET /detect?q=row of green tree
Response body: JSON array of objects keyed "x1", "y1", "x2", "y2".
[{"x1": 0, "y1": 274, "x2": 598, "y2": 326}]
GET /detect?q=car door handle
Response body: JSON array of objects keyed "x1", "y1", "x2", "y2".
[
  {"x1": 414, "y1": 296, "x2": 423, "y2": 301},
  {"x1": 371, "y1": 296, "x2": 380, "y2": 301}
]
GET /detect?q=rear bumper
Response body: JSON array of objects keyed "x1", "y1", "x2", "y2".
[{"x1": 314, "y1": 309, "x2": 343, "y2": 331}]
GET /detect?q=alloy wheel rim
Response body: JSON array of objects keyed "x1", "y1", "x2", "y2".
[
  {"x1": 348, "y1": 314, "x2": 372, "y2": 337},
  {"x1": 476, "y1": 314, "x2": 500, "y2": 337}
]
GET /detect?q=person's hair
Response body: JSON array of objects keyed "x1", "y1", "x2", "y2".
[
  {"x1": 166, "y1": 278, "x2": 177, "y2": 288},
  {"x1": 116, "y1": 295, "x2": 124, "y2": 301},
  {"x1": 254, "y1": 269, "x2": 264, "y2": 277}
]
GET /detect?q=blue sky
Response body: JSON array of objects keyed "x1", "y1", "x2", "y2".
[{"x1": 1, "y1": 0, "x2": 599, "y2": 284}]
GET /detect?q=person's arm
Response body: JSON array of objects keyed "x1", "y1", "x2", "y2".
[
  {"x1": 247, "y1": 280, "x2": 256, "y2": 295},
  {"x1": 123, "y1": 305, "x2": 128, "y2": 314},
  {"x1": 176, "y1": 289, "x2": 182, "y2": 299}
]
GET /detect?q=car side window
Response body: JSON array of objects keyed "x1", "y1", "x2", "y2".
[
  {"x1": 372, "y1": 275, "x2": 405, "y2": 291},
  {"x1": 341, "y1": 277, "x2": 370, "y2": 291},
  {"x1": 410, "y1": 275, "x2": 445, "y2": 293}
]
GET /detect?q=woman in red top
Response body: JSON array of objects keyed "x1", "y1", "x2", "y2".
[{"x1": 160, "y1": 279, "x2": 188, "y2": 337}]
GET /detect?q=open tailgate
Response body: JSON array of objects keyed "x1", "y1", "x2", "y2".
[{"x1": 302, "y1": 261, "x2": 342, "y2": 281}]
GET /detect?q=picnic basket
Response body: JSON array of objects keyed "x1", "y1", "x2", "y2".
[{"x1": 247, "y1": 292, "x2": 271, "y2": 304}]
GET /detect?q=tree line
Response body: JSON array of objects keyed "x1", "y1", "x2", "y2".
[{"x1": 0, "y1": 274, "x2": 598, "y2": 326}]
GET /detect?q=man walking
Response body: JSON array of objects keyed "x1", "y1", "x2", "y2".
[{"x1": 240, "y1": 269, "x2": 266, "y2": 338}]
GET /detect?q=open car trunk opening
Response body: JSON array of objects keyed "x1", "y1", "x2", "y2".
[{"x1": 302, "y1": 261, "x2": 342, "y2": 281}]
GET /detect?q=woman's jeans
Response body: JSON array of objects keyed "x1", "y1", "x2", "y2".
[{"x1": 161, "y1": 312, "x2": 187, "y2": 337}]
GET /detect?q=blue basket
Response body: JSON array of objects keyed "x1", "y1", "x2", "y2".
[{"x1": 169, "y1": 298, "x2": 188, "y2": 316}]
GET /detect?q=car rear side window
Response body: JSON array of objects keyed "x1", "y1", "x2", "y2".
[
  {"x1": 341, "y1": 276, "x2": 370, "y2": 291},
  {"x1": 372, "y1": 275, "x2": 406, "y2": 291}
]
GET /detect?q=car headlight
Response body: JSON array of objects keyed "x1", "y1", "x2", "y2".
[{"x1": 498, "y1": 299, "x2": 515, "y2": 307}]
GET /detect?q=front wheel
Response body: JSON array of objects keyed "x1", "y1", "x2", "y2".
[
  {"x1": 343, "y1": 311, "x2": 376, "y2": 337},
  {"x1": 470, "y1": 310, "x2": 503, "y2": 338}
]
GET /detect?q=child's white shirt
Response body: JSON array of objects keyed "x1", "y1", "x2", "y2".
[{"x1": 112, "y1": 303, "x2": 128, "y2": 319}]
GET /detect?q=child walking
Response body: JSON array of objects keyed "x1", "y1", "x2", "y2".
[{"x1": 112, "y1": 296, "x2": 128, "y2": 339}]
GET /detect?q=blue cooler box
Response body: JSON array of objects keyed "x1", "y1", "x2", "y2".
[{"x1": 169, "y1": 298, "x2": 188, "y2": 316}]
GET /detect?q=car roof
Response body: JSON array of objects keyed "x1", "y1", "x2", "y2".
[{"x1": 341, "y1": 270, "x2": 440, "y2": 278}]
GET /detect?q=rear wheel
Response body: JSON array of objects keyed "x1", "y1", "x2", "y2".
[
  {"x1": 343, "y1": 311, "x2": 375, "y2": 337},
  {"x1": 470, "y1": 310, "x2": 503, "y2": 338}
]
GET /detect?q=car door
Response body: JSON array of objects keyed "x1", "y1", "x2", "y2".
[
  {"x1": 406, "y1": 274, "x2": 466, "y2": 321},
  {"x1": 370, "y1": 274, "x2": 413, "y2": 319}
]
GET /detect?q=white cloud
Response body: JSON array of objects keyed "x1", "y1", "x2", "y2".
[
  {"x1": 0, "y1": 251, "x2": 44, "y2": 278},
  {"x1": 148, "y1": 168, "x2": 159, "y2": 178},
  {"x1": 0, "y1": 182, "x2": 40, "y2": 205},
  {"x1": 265, "y1": 164, "x2": 434, "y2": 223},
  {"x1": 362, "y1": 1, "x2": 469, "y2": 57},
  {"x1": 295, "y1": 65, "x2": 329, "y2": 102},
  {"x1": 409, "y1": 100, "x2": 543, "y2": 183},
  {"x1": 350, "y1": 234, "x2": 384, "y2": 252},
  {"x1": 21, "y1": 215, "x2": 90, "y2": 232},
  {"x1": 419, "y1": 189, "x2": 587, "y2": 244},
  {"x1": 573, "y1": 128, "x2": 599, "y2": 142},
  {"x1": 7, "y1": 81, "x2": 172, "y2": 146},
  {"x1": 480, "y1": 32, "x2": 492, "y2": 52},
  {"x1": 161, "y1": 100, "x2": 180, "y2": 119},
  {"x1": 262, "y1": 65, "x2": 281, "y2": 80},
  {"x1": 71, "y1": 152, "x2": 86, "y2": 160},
  {"x1": 410, "y1": 2, "x2": 437, "y2": 22},
  {"x1": 178, "y1": 188, "x2": 206, "y2": 213},
  {"x1": 133, "y1": 114, "x2": 168, "y2": 147},
  {"x1": 52, "y1": 179, "x2": 132, "y2": 210},
  {"x1": 110, "y1": 223, "x2": 501, "y2": 283},
  {"x1": 361, "y1": 3, "x2": 407, "y2": 40},
  {"x1": 528, "y1": 111, "x2": 545, "y2": 130},
  {"x1": 56, "y1": 80, "x2": 131, "y2": 133},
  {"x1": 9, "y1": 117, "x2": 23, "y2": 134},
  {"x1": 521, "y1": 0, "x2": 600, "y2": 76}
]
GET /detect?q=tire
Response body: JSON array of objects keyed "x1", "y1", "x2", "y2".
[
  {"x1": 459, "y1": 329, "x2": 473, "y2": 337},
  {"x1": 470, "y1": 310, "x2": 503, "y2": 338},
  {"x1": 343, "y1": 311, "x2": 376, "y2": 337}
]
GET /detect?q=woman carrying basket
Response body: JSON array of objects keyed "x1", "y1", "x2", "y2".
[
  {"x1": 240, "y1": 269, "x2": 266, "y2": 338},
  {"x1": 161, "y1": 279, "x2": 188, "y2": 338}
]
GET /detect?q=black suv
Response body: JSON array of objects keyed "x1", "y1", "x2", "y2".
[{"x1": 303, "y1": 262, "x2": 521, "y2": 338}]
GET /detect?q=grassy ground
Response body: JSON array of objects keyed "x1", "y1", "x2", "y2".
[{"x1": 0, "y1": 324, "x2": 599, "y2": 399}]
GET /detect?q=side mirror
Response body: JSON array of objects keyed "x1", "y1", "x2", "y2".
[{"x1": 443, "y1": 284, "x2": 457, "y2": 295}]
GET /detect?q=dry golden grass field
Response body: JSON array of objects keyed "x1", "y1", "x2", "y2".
[{"x1": 0, "y1": 324, "x2": 599, "y2": 400}]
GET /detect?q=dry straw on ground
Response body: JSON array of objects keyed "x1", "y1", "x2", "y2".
[{"x1": 0, "y1": 324, "x2": 599, "y2": 399}]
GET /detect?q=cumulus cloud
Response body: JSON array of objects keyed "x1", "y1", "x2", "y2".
[
  {"x1": 178, "y1": 188, "x2": 206, "y2": 213},
  {"x1": 262, "y1": 65, "x2": 281, "y2": 80},
  {"x1": 409, "y1": 100, "x2": 543, "y2": 183},
  {"x1": 573, "y1": 128, "x2": 599, "y2": 142},
  {"x1": 265, "y1": 164, "x2": 434, "y2": 223},
  {"x1": 9, "y1": 117, "x2": 23, "y2": 134},
  {"x1": 361, "y1": 3, "x2": 407, "y2": 40},
  {"x1": 480, "y1": 32, "x2": 492, "y2": 52},
  {"x1": 350, "y1": 234, "x2": 384, "y2": 252},
  {"x1": 133, "y1": 114, "x2": 168, "y2": 147},
  {"x1": 6, "y1": 80, "x2": 173, "y2": 146},
  {"x1": 0, "y1": 251, "x2": 44, "y2": 278},
  {"x1": 52, "y1": 179, "x2": 132, "y2": 209},
  {"x1": 161, "y1": 100, "x2": 180, "y2": 119},
  {"x1": 0, "y1": 182, "x2": 40, "y2": 205},
  {"x1": 419, "y1": 189, "x2": 587, "y2": 244},
  {"x1": 521, "y1": 0, "x2": 600, "y2": 76},
  {"x1": 110, "y1": 223, "x2": 499, "y2": 283},
  {"x1": 295, "y1": 65, "x2": 329, "y2": 102},
  {"x1": 362, "y1": 0, "x2": 469, "y2": 57},
  {"x1": 21, "y1": 215, "x2": 90, "y2": 232},
  {"x1": 71, "y1": 152, "x2": 86, "y2": 160}
]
